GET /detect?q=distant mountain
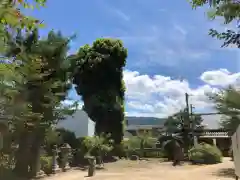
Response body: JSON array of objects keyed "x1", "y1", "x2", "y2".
[{"x1": 126, "y1": 116, "x2": 166, "y2": 126}]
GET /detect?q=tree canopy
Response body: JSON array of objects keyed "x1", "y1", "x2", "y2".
[
  {"x1": 190, "y1": 0, "x2": 240, "y2": 47},
  {"x1": 1, "y1": 28, "x2": 77, "y2": 177},
  {"x1": 164, "y1": 110, "x2": 204, "y2": 134},
  {"x1": 210, "y1": 86, "x2": 240, "y2": 132},
  {"x1": 70, "y1": 38, "x2": 127, "y2": 144}
]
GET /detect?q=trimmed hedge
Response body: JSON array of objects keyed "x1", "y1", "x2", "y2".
[{"x1": 188, "y1": 143, "x2": 222, "y2": 164}]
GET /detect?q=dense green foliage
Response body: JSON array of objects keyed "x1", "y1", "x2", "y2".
[
  {"x1": 1, "y1": 29, "x2": 76, "y2": 177},
  {"x1": 123, "y1": 135, "x2": 164, "y2": 158},
  {"x1": 188, "y1": 143, "x2": 222, "y2": 164},
  {"x1": 158, "y1": 135, "x2": 184, "y2": 160},
  {"x1": 81, "y1": 135, "x2": 113, "y2": 157},
  {"x1": 191, "y1": 0, "x2": 240, "y2": 136},
  {"x1": 0, "y1": 0, "x2": 130, "y2": 178},
  {"x1": 190, "y1": 0, "x2": 240, "y2": 47},
  {"x1": 44, "y1": 128, "x2": 80, "y2": 155},
  {"x1": 0, "y1": 0, "x2": 46, "y2": 54},
  {"x1": 163, "y1": 109, "x2": 204, "y2": 154},
  {"x1": 210, "y1": 86, "x2": 240, "y2": 132},
  {"x1": 164, "y1": 110, "x2": 204, "y2": 134},
  {"x1": 70, "y1": 38, "x2": 127, "y2": 144},
  {"x1": 40, "y1": 156, "x2": 53, "y2": 174}
]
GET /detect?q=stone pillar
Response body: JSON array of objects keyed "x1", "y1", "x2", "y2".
[
  {"x1": 213, "y1": 138, "x2": 217, "y2": 146},
  {"x1": 193, "y1": 136, "x2": 198, "y2": 147},
  {"x1": 0, "y1": 132, "x2": 3, "y2": 150},
  {"x1": 0, "y1": 123, "x2": 7, "y2": 151},
  {"x1": 52, "y1": 145, "x2": 61, "y2": 173},
  {"x1": 35, "y1": 146, "x2": 46, "y2": 178},
  {"x1": 60, "y1": 143, "x2": 71, "y2": 171},
  {"x1": 9, "y1": 143, "x2": 19, "y2": 168},
  {"x1": 87, "y1": 156, "x2": 96, "y2": 177}
]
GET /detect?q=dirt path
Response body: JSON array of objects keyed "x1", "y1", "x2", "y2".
[{"x1": 43, "y1": 158, "x2": 235, "y2": 180}]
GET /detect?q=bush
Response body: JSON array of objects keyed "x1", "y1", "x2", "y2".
[
  {"x1": 188, "y1": 143, "x2": 222, "y2": 164},
  {"x1": 40, "y1": 156, "x2": 53, "y2": 174},
  {"x1": 81, "y1": 135, "x2": 113, "y2": 157},
  {"x1": 144, "y1": 150, "x2": 166, "y2": 158},
  {"x1": 71, "y1": 149, "x2": 89, "y2": 166},
  {"x1": 110, "y1": 143, "x2": 127, "y2": 158},
  {"x1": 123, "y1": 137, "x2": 165, "y2": 158}
]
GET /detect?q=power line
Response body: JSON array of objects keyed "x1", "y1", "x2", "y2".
[{"x1": 192, "y1": 112, "x2": 240, "y2": 116}]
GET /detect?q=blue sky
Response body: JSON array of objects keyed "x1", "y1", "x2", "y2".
[{"x1": 25, "y1": 0, "x2": 240, "y2": 128}]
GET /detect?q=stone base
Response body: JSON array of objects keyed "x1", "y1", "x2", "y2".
[
  {"x1": 34, "y1": 170, "x2": 46, "y2": 179},
  {"x1": 62, "y1": 165, "x2": 71, "y2": 172},
  {"x1": 52, "y1": 166, "x2": 62, "y2": 174}
]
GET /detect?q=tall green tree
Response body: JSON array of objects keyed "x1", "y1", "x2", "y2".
[
  {"x1": 3, "y1": 29, "x2": 75, "y2": 177},
  {"x1": 70, "y1": 38, "x2": 127, "y2": 144}
]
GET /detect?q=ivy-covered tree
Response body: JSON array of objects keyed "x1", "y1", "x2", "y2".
[{"x1": 70, "y1": 38, "x2": 127, "y2": 144}]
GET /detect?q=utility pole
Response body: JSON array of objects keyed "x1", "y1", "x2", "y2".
[
  {"x1": 185, "y1": 93, "x2": 189, "y2": 115},
  {"x1": 190, "y1": 104, "x2": 195, "y2": 146},
  {"x1": 183, "y1": 93, "x2": 190, "y2": 154},
  {"x1": 190, "y1": 104, "x2": 194, "y2": 129}
]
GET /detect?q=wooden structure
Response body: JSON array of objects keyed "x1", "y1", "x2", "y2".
[{"x1": 193, "y1": 129, "x2": 231, "y2": 156}]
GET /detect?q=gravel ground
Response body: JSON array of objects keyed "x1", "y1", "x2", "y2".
[{"x1": 44, "y1": 157, "x2": 235, "y2": 180}]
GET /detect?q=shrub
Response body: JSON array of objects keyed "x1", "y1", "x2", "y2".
[
  {"x1": 40, "y1": 156, "x2": 53, "y2": 174},
  {"x1": 81, "y1": 135, "x2": 113, "y2": 158},
  {"x1": 188, "y1": 143, "x2": 222, "y2": 164},
  {"x1": 71, "y1": 149, "x2": 89, "y2": 166},
  {"x1": 123, "y1": 137, "x2": 165, "y2": 158},
  {"x1": 110, "y1": 143, "x2": 127, "y2": 158},
  {"x1": 144, "y1": 150, "x2": 166, "y2": 158}
]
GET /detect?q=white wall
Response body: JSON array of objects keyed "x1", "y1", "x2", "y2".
[{"x1": 57, "y1": 110, "x2": 95, "y2": 138}]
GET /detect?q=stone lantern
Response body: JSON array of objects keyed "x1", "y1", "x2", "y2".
[
  {"x1": 52, "y1": 145, "x2": 61, "y2": 173},
  {"x1": 60, "y1": 143, "x2": 71, "y2": 171},
  {"x1": 9, "y1": 143, "x2": 19, "y2": 168}
]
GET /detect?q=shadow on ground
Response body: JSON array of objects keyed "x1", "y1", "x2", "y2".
[
  {"x1": 214, "y1": 168, "x2": 236, "y2": 179},
  {"x1": 0, "y1": 167, "x2": 30, "y2": 180}
]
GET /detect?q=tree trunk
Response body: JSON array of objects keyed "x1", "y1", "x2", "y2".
[
  {"x1": 29, "y1": 135, "x2": 41, "y2": 177},
  {"x1": 95, "y1": 120, "x2": 106, "y2": 136},
  {"x1": 93, "y1": 108, "x2": 123, "y2": 145},
  {"x1": 14, "y1": 131, "x2": 32, "y2": 177},
  {"x1": 29, "y1": 128, "x2": 45, "y2": 177}
]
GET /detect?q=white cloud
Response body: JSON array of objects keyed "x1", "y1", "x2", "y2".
[
  {"x1": 62, "y1": 69, "x2": 240, "y2": 129},
  {"x1": 124, "y1": 70, "x2": 213, "y2": 116},
  {"x1": 124, "y1": 69, "x2": 240, "y2": 128},
  {"x1": 200, "y1": 69, "x2": 240, "y2": 86}
]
